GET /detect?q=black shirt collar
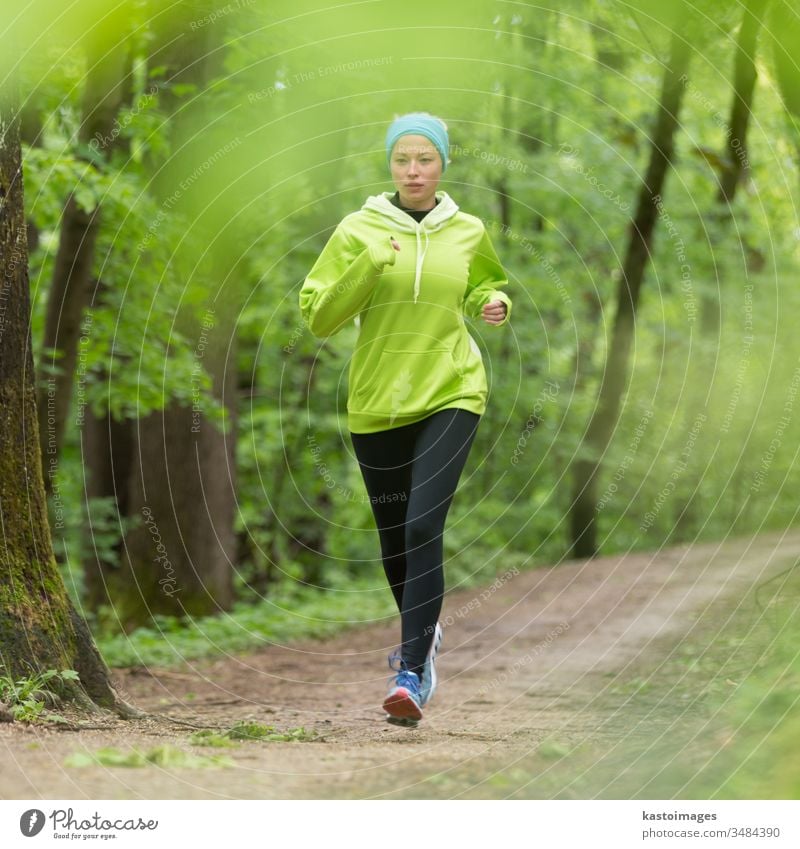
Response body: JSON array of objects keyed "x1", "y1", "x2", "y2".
[{"x1": 390, "y1": 191, "x2": 440, "y2": 222}]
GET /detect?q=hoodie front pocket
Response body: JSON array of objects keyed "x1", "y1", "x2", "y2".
[{"x1": 354, "y1": 347, "x2": 468, "y2": 413}]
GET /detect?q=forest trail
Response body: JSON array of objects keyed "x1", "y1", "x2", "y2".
[{"x1": 2, "y1": 530, "x2": 797, "y2": 800}]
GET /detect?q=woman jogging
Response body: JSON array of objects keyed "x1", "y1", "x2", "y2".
[{"x1": 299, "y1": 111, "x2": 513, "y2": 726}]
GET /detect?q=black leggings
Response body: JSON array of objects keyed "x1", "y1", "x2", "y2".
[{"x1": 350, "y1": 407, "x2": 481, "y2": 677}]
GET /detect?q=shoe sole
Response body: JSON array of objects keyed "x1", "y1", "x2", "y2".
[
  {"x1": 385, "y1": 714, "x2": 419, "y2": 728},
  {"x1": 383, "y1": 687, "x2": 423, "y2": 722}
]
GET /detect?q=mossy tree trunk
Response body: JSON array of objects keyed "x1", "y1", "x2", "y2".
[{"x1": 0, "y1": 62, "x2": 137, "y2": 717}]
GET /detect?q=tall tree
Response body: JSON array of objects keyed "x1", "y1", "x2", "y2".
[
  {"x1": 0, "y1": 59, "x2": 136, "y2": 717},
  {"x1": 671, "y1": 0, "x2": 769, "y2": 540},
  {"x1": 699, "y1": 0, "x2": 769, "y2": 335},
  {"x1": 80, "y1": 14, "x2": 148, "y2": 609},
  {"x1": 569, "y1": 4, "x2": 695, "y2": 557},
  {"x1": 113, "y1": 0, "x2": 237, "y2": 627},
  {"x1": 770, "y1": 0, "x2": 800, "y2": 157},
  {"x1": 37, "y1": 2, "x2": 133, "y2": 482}
]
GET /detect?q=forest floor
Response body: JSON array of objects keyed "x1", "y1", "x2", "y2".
[{"x1": 2, "y1": 529, "x2": 798, "y2": 799}]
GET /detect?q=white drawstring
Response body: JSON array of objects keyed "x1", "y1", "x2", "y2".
[
  {"x1": 362, "y1": 194, "x2": 458, "y2": 307},
  {"x1": 413, "y1": 225, "x2": 430, "y2": 304}
]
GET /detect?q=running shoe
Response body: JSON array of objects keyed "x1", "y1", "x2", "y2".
[
  {"x1": 383, "y1": 653, "x2": 423, "y2": 725},
  {"x1": 419, "y1": 621, "x2": 443, "y2": 707}
]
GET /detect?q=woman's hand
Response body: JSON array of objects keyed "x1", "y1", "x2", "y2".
[
  {"x1": 369, "y1": 236, "x2": 401, "y2": 268},
  {"x1": 482, "y1": 299, "x2": 508, "y2": 325}
]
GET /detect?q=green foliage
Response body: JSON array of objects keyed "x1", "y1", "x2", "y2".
[
  {"x1": 188, "y1": 730, "x2": 238, "y2": 748},
  {"x1": 64, "y1": 745, "x2": 234, "y2": 769},
  {"x1": 536, "y1": 738, "x2": 573, "y2": 761},
  {"x1": 490, "y1": 568, "x2": 800, "y2": 799},
  {"x1": 15, "y1": 1, "x2": 800, "y2": 668},
  {"x1": 224, "y1": 721, "x2": 317, "y2": 742},
  {"x1": 188, "y1": 723, "x2": 317, "y2": 746},
  {"x1": 0, "y1": 668, "x2": 80, "y2": 723},
  {"x1": 95, "y1": 576, "x2": 399, "y2": 667},
  {"x1": 94, "y1": 546, "x2": 534, "y2": 667},
  {"x1": 24, "y1": 141, "x2": 226, "y2": 425}
]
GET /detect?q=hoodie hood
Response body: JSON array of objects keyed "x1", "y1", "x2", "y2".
[{"x1": 361, "y1": 190, "x2": 460, "y2": 304}]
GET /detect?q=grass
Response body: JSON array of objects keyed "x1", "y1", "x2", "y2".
[
  {"x1": 575, "y1": 565, "x2": 800, "y2": 800},
  {"x1": 93, "y1": 578, "x2": 396, "y2": 668},
  {"x1": 64, "y1": 722, "x2": 319, "y2": 770},
  {"x1": 425, "y1": 561, "x2": 800, "y2": 799},
  {"x1": 0, "y1": 668, "x2": 79, "y2": 723},
  {"x1": 224, "y1": 721, "x2": 318, "y2": 742},
  {"x1": 188, "y1": 730, "x2": 238, "y2": 748},
  {"x1": 93, "y1": 550, "x2": 533, "y2": 668},
  {"x1": 190, "y1": 721, "x2": 318, "y2": 745},
  {"x1": 64, "y1": 745, "x2": 234, "y2": 769}
]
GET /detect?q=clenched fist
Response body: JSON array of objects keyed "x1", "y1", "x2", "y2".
[{"x1": 482, "y1": 299, "x2": 508, "y2": 325}]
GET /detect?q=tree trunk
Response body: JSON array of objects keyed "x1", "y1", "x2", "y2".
[
  {"x1": 700, "y1": 0, "x2": 768, "y2": 336},
  {"x1": 770, "y1": 1, "x2": 800, "y2": 139},
  {"x1": 119, "y1": 297, "x2": 238, "y2": 628},
  {"x1": 117, "y1": 0, "x2": 236, "y2": 627},
  {"x1": 82, "y1": 406, "x2": 135, "y2": 609},
  {"x1": 717, "y1": 0, "x2": 766, "y2": 205},
  {"x1": 37, "y1": 5, "x2": 132, "y2": 479},
  {"x1": 569, "y1": 15, "x2": 694, "y2": 558},
  {"x1": 671, "y1": 0, "x2": 768, "y2": 541},
  {"x1": 0, "y1": 62, "x2": 137, "y2": 717},
  {"x1": 81, "y1": 30, "x2": 139, "y2": 606},
  {"x1": 80, "y1": 23, "x2": 147, "y2": 609},
  {"x1": 38, "y1": 194, "x2": 99, "y2": 484}
]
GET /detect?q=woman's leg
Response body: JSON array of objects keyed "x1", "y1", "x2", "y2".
[
  {"x1": 400, "y1": 408, "x2": 481, "y2": 677},
  {"x1": 349, "y1": 424, "x2": 416, "y2": 612}
]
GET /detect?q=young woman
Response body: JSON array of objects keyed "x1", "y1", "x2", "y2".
[{"x1": 299, "y1": 112, "x2": 513, "y2": 726}]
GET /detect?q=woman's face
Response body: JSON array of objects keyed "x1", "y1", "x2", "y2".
[{"x1": 389, "y1": 134, "x2": 442, "y2": 210}]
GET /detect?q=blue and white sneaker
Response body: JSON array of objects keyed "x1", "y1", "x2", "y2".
[
  {"x1": 419, "y1": 621, "x2": 443, "y2": 707},
  {"x1": 383, "y1": 653, "x2": 423, "y2": 726}
]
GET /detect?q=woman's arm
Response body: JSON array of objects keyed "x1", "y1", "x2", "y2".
[
  {"x1": 299, "y1": 222, "x2": 397, "y2": 338},
  {"x1": 463, "y1": 224, "x2": 513, "y2": 327}
]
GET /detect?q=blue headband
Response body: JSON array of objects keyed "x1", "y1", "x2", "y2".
[{"x1": 385, "y1": 113, "x2": 449, "y2": 173}]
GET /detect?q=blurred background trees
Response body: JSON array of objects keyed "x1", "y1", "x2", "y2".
[{"x1": 3, "y1": 0, "x2": 799, "y2": 653}]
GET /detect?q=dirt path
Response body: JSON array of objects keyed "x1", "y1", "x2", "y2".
[{"x1": 2, "y1": 530, "x2": 797, "y2": 799}]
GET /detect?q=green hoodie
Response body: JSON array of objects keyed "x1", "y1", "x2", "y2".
[{"x1": 299, "y1": 189, "x2": 513, "y2": 433}]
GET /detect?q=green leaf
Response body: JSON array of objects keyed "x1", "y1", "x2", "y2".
[{"x1": 73, "y1": 184, "x2": 98, "y2": 214}]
